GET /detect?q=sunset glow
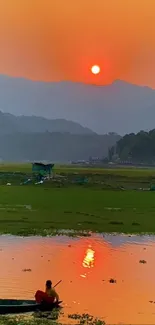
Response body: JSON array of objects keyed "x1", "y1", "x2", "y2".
[{"x1": 0, "y1": 0, "x2": 155, "y2": 87}]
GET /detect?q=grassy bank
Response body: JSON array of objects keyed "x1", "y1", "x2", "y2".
[{"x1": 0, "y1": 186, "x2": 154, "y2": 235}]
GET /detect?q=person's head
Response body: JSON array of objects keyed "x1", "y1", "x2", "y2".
[{"x1": 46, "y1": 280, "x2": 52, "y2": 289}]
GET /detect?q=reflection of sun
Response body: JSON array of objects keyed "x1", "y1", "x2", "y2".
[{"x1": 82, "y1": 248, "x2": 95, "y2": 268}]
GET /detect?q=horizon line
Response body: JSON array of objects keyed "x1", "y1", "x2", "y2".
[{"x1": 0, "y1": 73, "x2": 153, "y2": 90}]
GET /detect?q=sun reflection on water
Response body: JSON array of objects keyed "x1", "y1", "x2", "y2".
[{"x1": 82, "y1": 248, "x2": 95, "y2": 268}]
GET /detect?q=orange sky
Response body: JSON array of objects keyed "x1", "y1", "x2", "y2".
[{"x1": 0, "y1": 0, "x2": 155, "y2": 87}]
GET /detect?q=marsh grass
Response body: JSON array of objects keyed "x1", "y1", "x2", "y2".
[
  {"x1": 0, "y1": 317, "x2": 60, "y2": 325},
  {"x1": 0, "y1": 313, "x2": 105, "y2": 325},
  {"x1": 0, "y1": 186, "x2": 154, "y2": 234},
  {"x1": 0, "y1": 164, "x2": 154, "y2": 234}
]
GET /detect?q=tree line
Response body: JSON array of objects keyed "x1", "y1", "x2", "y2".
[{"x1": 109, "y1": 129, "x2": 155, "y2": 163}]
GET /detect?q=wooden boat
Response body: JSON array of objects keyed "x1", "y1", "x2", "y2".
[{"x1": 0, "y1": 299, "x2": 62, "y2": 314}]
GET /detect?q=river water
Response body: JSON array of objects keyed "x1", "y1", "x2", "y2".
[{"x1": 0, "y1": 233, "x2": 155, "y2": 324}]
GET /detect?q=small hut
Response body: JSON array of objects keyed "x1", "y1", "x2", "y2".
[{"x1": 32, "y1": 162, "x2": 54, "y2": 181}]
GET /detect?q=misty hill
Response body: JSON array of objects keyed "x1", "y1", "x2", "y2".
[
  {"x1": 0, "y1": 132, "x2": 120, "y2": 162},
  {"x1": 0, "y1": 75, "x2": 155, "y2": 134},
  {"x1": 0, "y1": 111, "x2": 94, "y2": 135}
]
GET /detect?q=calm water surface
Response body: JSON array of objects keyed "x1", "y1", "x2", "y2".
[{"x1": 0, "y1": 234, "x2": 155, "y2": 324}]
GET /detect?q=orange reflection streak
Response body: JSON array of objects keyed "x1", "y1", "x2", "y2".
[{"x1": 82, "y1": 248, "x2": 95, "y2": 268}]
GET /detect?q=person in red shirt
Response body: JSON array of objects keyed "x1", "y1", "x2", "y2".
[{"x1": 35, "y1": 280, "x2": 59, "y2": 304}]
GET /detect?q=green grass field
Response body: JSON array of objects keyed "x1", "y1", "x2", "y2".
[
  {"x1": 0, "y1": 186, "x2": 154, "y2": 235},
  {"x1": 0, "y1": 163, "x2": 154, "y2": 235}
]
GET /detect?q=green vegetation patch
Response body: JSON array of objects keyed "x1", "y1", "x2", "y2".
[
  {"x1": 0, "y1": 186, "x2": 154, "y2": 235},
  {"x1": 0, "y1": 313, "x2": 105, "y2": 325},
  {"x1": 0, "y1": 164, "x2": 154, "y2": 235}
]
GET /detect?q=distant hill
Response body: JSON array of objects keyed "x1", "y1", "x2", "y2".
[
  {"x1": 0, "y1": 132, "x2": 120, "y2": 162},
  {"x1": 0, "y1": 111, "x2": 94, "y2": 135},
  {"x1": 0, "y1": 75, "x2": 155, "y2": 134},
  {"x1": 0, "y1": 110, "x2": 120, "y2": 162}
]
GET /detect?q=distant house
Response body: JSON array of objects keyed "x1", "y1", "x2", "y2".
[
  {"x1": 32, "y1": 162, "x2": 54, "y2": 179},
  {"x1": 89, "y1": 156, "x2": 103, "y2": 165}
]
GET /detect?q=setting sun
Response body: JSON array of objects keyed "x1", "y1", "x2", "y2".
[{"x1": 91, "y1": 65, "x2": 100, "y2": 75}]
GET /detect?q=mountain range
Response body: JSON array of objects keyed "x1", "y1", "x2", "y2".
[
  {"x1": 0, "y1": 74, "x2": 155, "y2": 135},
  {"x1": 0, "y1": 88, "x2": 120, "y2": 161},
  {"x1": 0, "y1": 111, "x2": 94, "y2": 135}
]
